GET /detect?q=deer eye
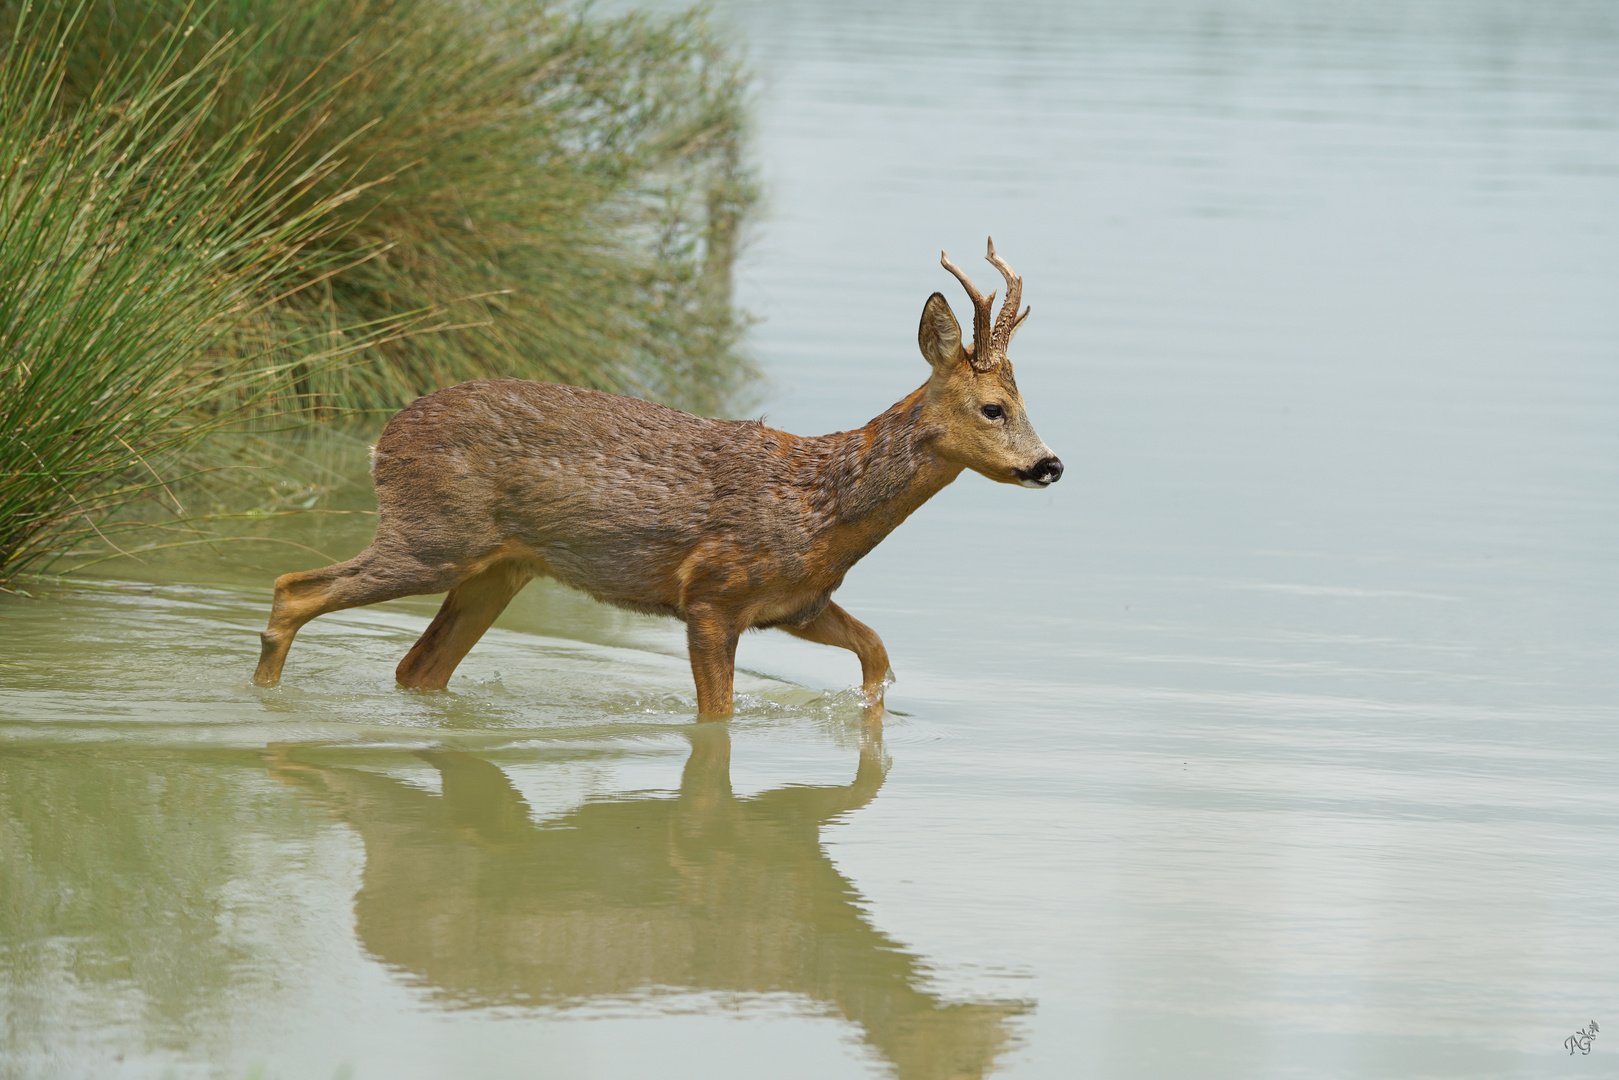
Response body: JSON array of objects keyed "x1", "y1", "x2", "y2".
[{"x1": 981, "y1": 403, "x2": 1004, "y2": 420}]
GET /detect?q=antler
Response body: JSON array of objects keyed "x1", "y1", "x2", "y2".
[
  {"x1": 939, "y1": 249, "x2": 997, "y2": 372},
  {"x1": 940, "y1": 238, "x2": 1028, "y2": 372},
  {"x1": 985, "y1": 237, "x2": 1030, "y2": 350}
]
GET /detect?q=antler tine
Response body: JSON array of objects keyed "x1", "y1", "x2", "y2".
[
  {"x1": 984, "y1": 236, "x2": 1024, "y2": 352},
  {"x1": 940, "y1": 249, "x2": 995, "y2": 364}
]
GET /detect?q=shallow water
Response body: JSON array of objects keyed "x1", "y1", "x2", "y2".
[{"x1": 4, "y1": 1, "x2": 1618, "y2": 1077}]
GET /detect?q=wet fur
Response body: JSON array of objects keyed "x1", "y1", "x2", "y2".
[
  {"x1": 253, "y1": 250, "x2": 1060, "y2": 716},
  {"x1": 367, "y1": 379, "x2": 956, "y2": 629}
]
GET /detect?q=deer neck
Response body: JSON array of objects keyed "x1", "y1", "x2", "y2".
[{"x1": 803, "y1": 385, "x2": 962, "y2": 555}]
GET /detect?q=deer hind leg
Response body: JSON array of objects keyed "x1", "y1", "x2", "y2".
[
  {"x1": 395, "y1": 560, "x2": 533, "y2": 690},
  {"x1": 780, "y1": 602, "x2": 892, "y2": 714},
  {"x1": 253, "y1": 544, "x2": 464, "y2": 688},
  {"x1": 686, "y1": 603, "x2": 743, "y2": 719}
]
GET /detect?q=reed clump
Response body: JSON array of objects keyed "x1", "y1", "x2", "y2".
[
  {"x1": 0, "y1": 7, "x2": 432, "y2": 583},
  {"x1": 0, "y1": 1, "x2": 756, "y2": 585},
  {"x1": 26, "y1": 0, "x2": 758, "y2": 414}
]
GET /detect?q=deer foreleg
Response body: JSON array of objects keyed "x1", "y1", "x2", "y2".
[
  {"x1": 395, "y1": 561, "x2": 532, "y2": 690},
  {"x1": 781, "y1": 602, "x2": 892, "y2": 713},
  {"x1": 685, "y1": 603, "x2": 742, "y2": 718}
]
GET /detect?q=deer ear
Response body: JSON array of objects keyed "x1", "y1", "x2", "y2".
[{"x1": 917, "y1": 292, "x2": 962, "y2": 370}]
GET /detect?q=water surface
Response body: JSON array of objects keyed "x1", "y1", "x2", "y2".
[{"x1": 4, "y1": 1, "x2": 1618, "y2": 1077}]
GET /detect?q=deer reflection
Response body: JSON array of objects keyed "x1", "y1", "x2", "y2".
[{"x1": 267, "y1": 729, "x2": 1024, "y2": 1080}]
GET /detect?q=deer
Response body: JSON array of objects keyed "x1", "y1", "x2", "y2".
[{"x1": 252, "y1": 239, "x2": 1063, "y2": 717}]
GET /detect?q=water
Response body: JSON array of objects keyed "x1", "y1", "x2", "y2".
[{"x1": 4, "y1": 1, "x2": 1618, "y2": 1077}]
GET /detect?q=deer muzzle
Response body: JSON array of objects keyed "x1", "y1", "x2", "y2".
[{"x1": 1015, "y1": 456, "x2": 1064, "y2": 489}]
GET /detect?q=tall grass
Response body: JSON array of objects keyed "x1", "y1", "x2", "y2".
[
  {"x1": 24, "y1": 0, "x2": 759, "y2": 414},
  {"x1": 0, "y1": 0, "x2": 756, "y2": 586},
  {"x1": 0, "y1": 7, "x2": 435, "y2": 584}
]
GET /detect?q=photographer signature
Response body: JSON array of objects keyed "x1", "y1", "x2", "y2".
[{"x1": 1565, "y1": 1020, "x2": 1598, "y2": 1056}]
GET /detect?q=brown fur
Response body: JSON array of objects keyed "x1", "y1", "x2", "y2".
[{"x1": 253, "y1": 244, "x2": 1061, "y2": 716}]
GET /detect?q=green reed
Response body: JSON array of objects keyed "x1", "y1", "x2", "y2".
[
  {"x1": 23, "y1": 0, "x2": 758, "y2": 415},
  {"x1": 0, "y1": 0, "x2": 756, "y2": 585},
  {"x1": 0, "y1": 6, "x2": 433, "y2": 584}
]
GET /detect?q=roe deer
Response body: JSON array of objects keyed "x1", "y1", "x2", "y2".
[{"x1": 252, "y1": 239, "x2": 1063, "y2": 716}]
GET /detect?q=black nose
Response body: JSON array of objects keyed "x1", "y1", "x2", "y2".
[{"x1": 1016, "y1": 456, "x2": 1064, "y2": 486}]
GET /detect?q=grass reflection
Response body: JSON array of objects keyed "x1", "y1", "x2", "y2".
[
  {"x1": 0, "y1": 746, "x2": 323, "y2": 1064},
  {"x1": 270, "y1": 728, "x2": 1028, "y2": 1079}
]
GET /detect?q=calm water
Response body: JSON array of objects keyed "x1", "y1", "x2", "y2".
[{"x1": 4, "y1": 2, "x2": 1618, "y2": 1077}]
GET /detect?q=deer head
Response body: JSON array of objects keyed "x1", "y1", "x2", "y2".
[{"x1": 917, "y1": 238, "x2": 1064, "y2": 488}]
